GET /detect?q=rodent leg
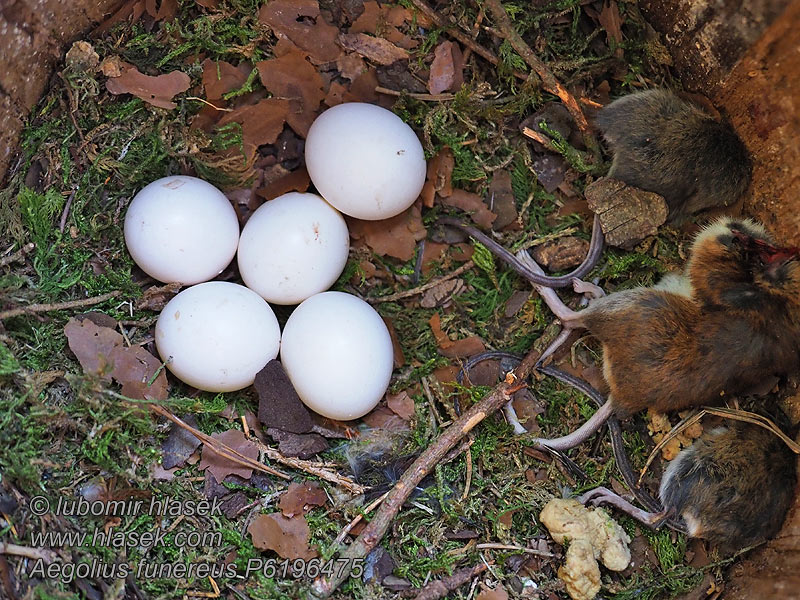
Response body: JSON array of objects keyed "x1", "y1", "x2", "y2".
[
  {"x1": 514, "y1": 250, "x2": 581, "y2": 323},
  {"x1": 572, "y1": 278, "x2": 605, "y2": 299},
  {"x1": 578, "y1": 487, "x2": 669, "y2": 527},
  {"x1": 535, "y1": 327, "x2": 573, "y2": 367}
]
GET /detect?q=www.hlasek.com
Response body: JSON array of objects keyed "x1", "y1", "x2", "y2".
[{"x1": 26, "y1": 495, "x2": 362, "y2": 584}]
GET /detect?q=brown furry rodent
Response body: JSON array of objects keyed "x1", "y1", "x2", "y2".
[
  {"x1": 581, "y1": 420, "x2": 797, "y2": 552},
  {"x1": 526, "y1": 217, "x2": 800, "y2": 450},
  {"x1": 595, "y1": 89, "x2": 752, "y2": 221}
]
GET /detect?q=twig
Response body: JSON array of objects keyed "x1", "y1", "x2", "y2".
[
  {"x1": 251, "y1": 439, "x2": 366, "y2": 495},
  {"x1": 475, "y1": 542, "x2": 555, "y2": 557},
  {"x1": 0, "y1": 291, "x2": 120, "y2": 320},
  {"x1": 408, "y1": 0, "x2": 527, "y2": 80},
  {"x1": 186, "y1": 97, "x2": 233, "y2": 112},
  {"x1": 368, "y1": 261, "x2": 474, "y2": 304},
  {"x1": 333, "y1": 491, "x2": 390, "y2": 546},
  {"x1": 59, "y1": 187, "x2": 78, "y2": 233},
  {"x1": 308, "y1": 343, "x2": 545, "y2": 598},
  {"x1": 483, "y1": 0, "x2": 600, "y2": 157},
  {"x1": 148, "y1": 405, "x2": 289, "y2": 479},
  {"x1": 375, "y1": 86, "x2": 455, "y2": 101},
  {"x1": 0, "y1": 243, "x2": 35, "y2": 268},
  {"x1": 413, "y1": 562, "x2": 489, "y2": 600},
  {"x1": 0, "y1": 542, "x2": 57, "y2": 563},
  {"x1": 521, "y1": 126, "x2": 561, "y2": 154}
]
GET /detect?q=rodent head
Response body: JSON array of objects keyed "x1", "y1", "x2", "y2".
[{"x1": 687, "y1": 217, "x2": 800, "y2": 309}]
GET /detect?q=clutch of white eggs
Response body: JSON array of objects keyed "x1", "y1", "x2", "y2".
[{"x1": 123, "y1": 102, "x2": 426, "y2": 421}]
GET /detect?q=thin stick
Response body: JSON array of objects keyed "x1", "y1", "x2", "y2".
[
  {"x1": 521, "y1": 126, "x2": 561, "y2": 153},
  {"x1": 59, "y1": 187, "x2": 77, "y2": 233},
  {"x1": 0, "y1": 542, "x2": 57, "y2": 562},
  {"x1": 408, "y1": 0, "x2": 527, "y2": 80},
  {"x1": 413, "y1": 563, "x2": 489, "y2": 600},
  {"x1": 251, "y1": 439, "x2": 366, "y2": 495},
  {"x1": 333, "y1": 491, "x2": 390, "y2": 546},
  {"x1": 149, "y1": 405, "x2": 289, "y2": 479},
  {"x1": 308, "y1": 344, "x2": 544, "y2": 599},
  {"x1": 186, "y1": 97, "x2": 233, "y2": 112},
  {"x1": 375, "y1": 86, "x2": 455, "y2": 101},
  {"x1": 483, "y1": 0, "x2": 599, "y2": 157},
  {"x1": 0, "y1": 243, "x2": 34, "y2": 268},
  {"x1": 369, "y1": 261, "x2": 474, "y2": 303},
  {"x1": 475, "y1": 542, "x2": 554, "y2": 557},
  {"x1": 0, "y1": 291, "x2": 120, "y2": 320}
]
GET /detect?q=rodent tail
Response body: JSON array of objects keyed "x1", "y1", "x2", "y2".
[{"x1": 528, "y1": 401, "x2": 614, "y2": 451}]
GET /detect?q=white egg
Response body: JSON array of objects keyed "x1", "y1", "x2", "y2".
[
  {"x1": 305, "y1": 103, "x2": 426, "y2": 220},
  {"x1": 124, "y1": 175, "x2": 239, "y2": 285},
  {"x1": 237, "y1": 193, "x2": 350, "y2": 305},
  {"x1": 155, "y1": 282, "x2": 280, "y2": 392},
  {"x1": 280, "y1": 291, "x2": 394, "y2": 420}
]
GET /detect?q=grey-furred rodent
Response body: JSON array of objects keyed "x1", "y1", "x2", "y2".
[{"x1": 595, "y1": 89, "x2": 752, "y2": 221}]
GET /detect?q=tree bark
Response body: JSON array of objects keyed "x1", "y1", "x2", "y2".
[{"x1": 0, "y1": 0, "x2": 123, "y2": 184}]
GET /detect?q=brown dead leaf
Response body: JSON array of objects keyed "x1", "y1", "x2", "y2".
[
  {"x1": 347, "y1": 204, "x2": 426, "y2": 261},
  {"x1": 256, "y1": 51, "x2": 325, "y2": 136},
  {"x1": 428, "y1": 41, "x2": 463, "y2": 94},
  {"x1": 350, "y1": 1, "x2": 418, "y2": 50},
  {"x1": 420, "y1": 146, "x2": 454, "y2": 207},
  {"x1": 428, "y1": 313, "x2": 485, "y2": 357},
  {"x1": 105, "y1": 61, "x2": 190, "y2": 109},
  {"x1": 248, "y1": 513, "x2": 317, "y2": 559},
  {"x1": 428, "y1": 312, "x2": 452, "y2": 350},
  {"x1": 344, "y1": 68, "x2": 388, "y2": 106},
  {"x1": 255, "y1": 360, "x2": 313, "y2": 434},
  {"x1": 433, "y1": 365, "x2": 460, "y2": 385},
  {"x1": 145, "y1": 0, "x2": 178, "y2": 21},
  {"x1": 136, "y1": 281, "x2": 182, "y2": 311},
  {"x1": 162, "y1": 414, "x2": 202, "y2": 469},
  {"x1": 259, "y1": 0, "x2": 340, "y2": 63},
  {"x1": 111, "y1": 344, "x2": 168, "y2": 401},
  {"x1": 361, "y1": 405, "x2": 410, "y2": 431},
  {"x1": 64, "y1": 317, "x2": 167, "y2": 400},
  {"x1": 598, "y1": 1, "x2": 624, "y2": 57},
  {"x1": 324, "y1": 81, "x2": 348, "y2": 107},
  {"x1": 420, "y1": 278, "x2": 466, "y2": 308},
  {"x1": 337, "y1": 32, "x2": 409, "y2": 66},
  {"x1": 477, "y1": 584, "x2": 509, "y2": 600},
  {"x1": 217, "y1": 98, "x2": 290, "y2": 160},
  {"x1": 267, "y1": 428, "x2": 330, "y2": 458},
  {"x1": 531, "y1": 153, "x2": 568, "y2": 193},
  {"x1": 440, "y1": 189, "x2": 497, "y2": 229},
  {"x1": 256, "y1": 168, "x2": 311, "y2": 202},
  {"x1": 278, "y1": 482, "x2": 327, "y2": 517},
  {"x1": 440, "y1": 337, "x2": 486, "y2": 359},
  {"x1": 387, "y1": 391, "x2": 415, "y2": 420},
  {"x1": 202, "y1": 59, "x2": 249, "y2": 101},
  {"x1": 65, "y1": 318, "x2": 124, "y2": 380},
  {"x1": 198, "y1": 429, "x2": 259, "y2": 482},
  {"x1": 585, "y1": 178, "x2": 668, "y2": 249},
  {"x1": 511, "y1": 389, "x2": 544, "y2": 434},
  {"x1": 487, "y1": 170, "x2": 518, "y2": 230}
]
